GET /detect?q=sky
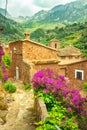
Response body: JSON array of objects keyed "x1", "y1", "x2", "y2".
[{"x1": 0, "y1": 0, "x2": 76, "y2": 17}]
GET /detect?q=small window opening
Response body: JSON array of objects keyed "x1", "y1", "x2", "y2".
[
  {"x1": 75, "y1": 70, "x2": 84, "y2": 80},
  {"x1": 55, "y1": 43, "x2": 57, "y2": 48}
]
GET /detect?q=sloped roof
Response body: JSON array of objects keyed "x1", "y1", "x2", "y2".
[
  {"x1": 58, "y1": 59, "x2": 87, "y2": 66},
  {"x1": 9, "y1": 39, "x2": 57, "y2": 51},
  {"x1": 57, "y1": 46, "x2": 81, "y2": 56}
]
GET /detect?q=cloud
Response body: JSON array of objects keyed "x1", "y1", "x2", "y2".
[
  {"x1": 7, "y1": 0, "x2": 34, "y2": 17},
  {"x1": 0, "y1": 0, "x2": 76, "y2": 17},
  {"x1": 32, "y1": 0, "x2": 60, "y2": 8},
  {"x1": 32, "y1": 0, "x2": 76, "y2": 8},
  {"x1": 0, "y1": 0, "x2": 34, "y2": 16},
  {"x1": 0, "y1": 0, "x2": 7, "y2": 8}
]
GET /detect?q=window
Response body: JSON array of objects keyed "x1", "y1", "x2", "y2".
[
  {"x1": 61, "y1": 56, "x2": 65, "y2": 60},
  {"x1": 55, "y1": 43, "x2": 57, "y2": 48},
  {"x1": 75, "y1": 70, "x2": 84, "y2": 80},
  {"x1": 13, "y1": 47, "x2": 17, "y2": 53}
]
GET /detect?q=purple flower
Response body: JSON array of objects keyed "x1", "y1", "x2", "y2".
[
  {"x1": 0, "y1": 45, "x2": 8, "y2": 82},
  {"x1": 4, "y1": 74, "x2": 8, "y2": 81},
  {"x1": 2, "y1": 66, "x2": 6, "y2": 73},
  {"x1": 32, "y1": 68, "x2": 87, "y2": 116}
]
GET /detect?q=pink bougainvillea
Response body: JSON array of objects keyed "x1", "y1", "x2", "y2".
[
  {"x1": 32, "y1": 68, "x2": 87, "y2": 116},
  {"x1": 0, "y1": 45, "x2": 8, "y2": 81}
]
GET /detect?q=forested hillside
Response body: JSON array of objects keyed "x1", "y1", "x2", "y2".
[
  {"x1": 0, "y1": 0, "x2": 87, "y2": 53},
  {"x1": 30, "y1": 21, "x2": 87, "y2": 51},
  {"x1": 0, "y1": 13, "x2": 24, "y2": 44}
]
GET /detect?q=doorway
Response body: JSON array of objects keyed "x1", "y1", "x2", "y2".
[{"x1": 16, "y1": 66, "x2": 19, "y2": 80}]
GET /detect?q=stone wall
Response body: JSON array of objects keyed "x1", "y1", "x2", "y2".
[
  {"x1": 66, "y1": 60, "x2": 87, "y2": 90},
  {"x1": 33, "y1": 62, "x2": 59, "y2": 74},
  {"x1": 22, "y1": 40, "x2": 58, "y2": 61},
  {"x1": 48, "y1": 39, "x2": 60, "y2": 49},
  {"x1": 9, "y1": 41, "x2": 23, "y2": 78},
  {"x1": 21, "y1": 60, "x2": 59, "y2": 84},
  {"x1": 8, "y1": 40, "x2": 59, "y2": 82},
  {"x1": 21, "y1": 62, "x2": 30, "y2": 84},
  {"x1": 34, "y1": 97, "x2": 48, "y2": 122},
  {"x1": 22, "y1": 61, "x2": 35, "y2": 84}
]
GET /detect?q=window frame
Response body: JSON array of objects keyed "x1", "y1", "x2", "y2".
[{"x1": 75, "y1": 69, "x2": 84, "y2": 80}]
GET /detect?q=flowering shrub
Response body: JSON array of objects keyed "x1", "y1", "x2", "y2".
[
  {"x1": 0, "y1": 45, "x2": 8, "y2": 81},
  {"x1": 32, "y1": 68, "x2": 87, "y2": 129},
  {"x1": 32, "y1": 68, "x2": 87, "y2": 116}
]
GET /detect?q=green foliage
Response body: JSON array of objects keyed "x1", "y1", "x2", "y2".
[
  {"x1": 37, "y1": 89, "x2": 55, "y2": 111},
  {"x1": 2, "y1": 54, "x2": 11, "y2": 68},
  {"x1": 36, "y1": 123, "x2": 56, "y2": 130},
  {"x1": 83, "y1": 82, "x2": 87, "y2": 91},
  {"x1": 0, "y1": 67, "x2": 3, "y2": 80},
  {"x1": 36, "y1": 102, "x2": 78, "y2": 130},
  {"x1": 30, "y1": 28, "x2": 45, "y2": 43},
  {"x1": 77, "y1": 116, "x2": 87, "y2": 130},
  {"x1": 4, "y1": 81, "x2": 16, "y2": 93},
  {"x1": 0, "y1": 13, "x2": 24, "y2": 44},
  {"x1": 25, "y1": 84, "x2": 31, "y2": 90},
  {"x1": 30, "y1": 21, "x2": 87, "y2": 55}
]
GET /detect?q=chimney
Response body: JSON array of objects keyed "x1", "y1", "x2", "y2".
[{"x1": 25, "y1": 33, "x2": 30, "y2": 40}]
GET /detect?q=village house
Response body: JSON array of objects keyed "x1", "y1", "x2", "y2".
[
  {"x1": 49, "y1": 39, "x2": 86, "y2": 89},
  {"x1": 8, "y1": 33, "x2": 59, "y2": 84},
  {"x1": 58, "y1": 59, "x2": 87, "y2": 90},
  {"x1": 49, "y1": 39, "x2": 84, "y2": 61},
  {"x1": 4, "y1": 34, "x2": 86, "y2": 89},
  {"x1": 57, "y1": 45, "x2": 83, "y2": 61}
]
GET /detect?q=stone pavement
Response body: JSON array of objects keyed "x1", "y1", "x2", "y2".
[{"x1": 0, "y1": 80, "x2": 36, "y2": 130}]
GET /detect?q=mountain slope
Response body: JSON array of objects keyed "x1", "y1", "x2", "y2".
[
  {"x1": 30, "y1": 21, "x2": 87, "y2": 50},
  {"x1": 31, "y1": 10, "x2": 48, "y2": 21},
  {"x1": 45, "y1": 0, "x2": 87, "y2": 22},
  {"x1": 23, "y1": 0, "x2": 87, "y2": 28},
  {"x1": 0, "y1": 13, "x2": 24, "y2": 44}
]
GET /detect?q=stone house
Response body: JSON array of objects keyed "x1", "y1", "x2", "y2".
[
  {"x1": 58, "y1": 59, "x2": 87, "y2": 90},
  {"x1": 8, "y1": 33, "x2": 59, "y2": 84},
  {"x1": 57, "y1": 45, "x2": 86, "y2": 90},
  {"x1": 49, "y1": 39, "x2": 84, "y2": 62},
  {"x1": 7, "y1": 34, "x2": 86, "y2": 88}
]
